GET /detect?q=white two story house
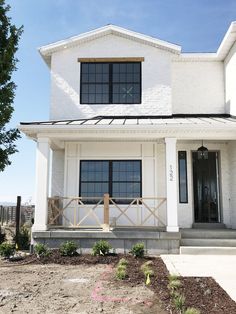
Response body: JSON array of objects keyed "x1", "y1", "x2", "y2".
[{"x1": 20, "y1": 23, "x2": 236, "y2": 253}]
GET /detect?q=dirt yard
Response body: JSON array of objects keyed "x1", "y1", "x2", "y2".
[{"x1": 0, "y1": 263, "x2": 166, "y2": 314}]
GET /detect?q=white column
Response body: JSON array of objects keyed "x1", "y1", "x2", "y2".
[
  {"x1": 32, "y1": 137, "x2": 51, "y2": 232},
  {"x1": 165, "y1": 138, "x2": 179, "y2": 232}
]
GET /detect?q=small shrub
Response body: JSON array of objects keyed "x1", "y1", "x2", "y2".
[
  {"x1": 168, "y1": 279, "x2": 181, "y2": 292},
  {"x1": 34, "y1": 243, "x2": 51, "y2": 258},
  {"x1": 173, "y1": 294, "x2": 185, "y2": 312},
  {"x1": 117, "y1": 264, "x2": 126, "y2": 271},
  {"x1": 14, "y1": 226, "x2": 30, "y2": 250},
  {"x1": 184, "y1": 308, "x2": 201, "y2": 314},
  {"x1": 116, "y1": 268, "x2": 127, "y2": 280},
  {"x1": 130, "y1": 242, "x2": 145, "y2": 258},
  {"x1": 92, "y1": 240, "x2": 112, "y2": 256},
  {"x1": 141, "y1": 260, "x2": 154, "y2": 286},
  {"x1": 141, "y1": 260, "x2": 153, "y2": 272},
  {"x1": 119, "y1": 258, "x2": 128, "y2": 266},
  {"x1": 0, "y1": 227, "x2": 5, "y2": 244},
  {"x1": 116, "y1": 259, "x2": 128, "y2": 280},
  {"x1": 59, "y1": 241, "x2": 78, "y2": 257},
  {"x1": 144, "y1": 268, "x2": 154, "y2": 278},
  {"x1": 168, "y1": 274, "x2": 179, "y2": 281},
  {"x1": 0, "y1": 242, "x2": 15, "y2": 258}
]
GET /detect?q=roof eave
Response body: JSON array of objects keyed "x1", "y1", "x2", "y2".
[
  {"x1": 38, "y1": 25, "x2": 181, "y2": 67},
  {"x1": 217, "y1": 21, "x2": 236, "y2": 60}
]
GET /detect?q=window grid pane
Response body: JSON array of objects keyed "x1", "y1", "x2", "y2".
[
  {"x1": 80, "y1": 160, "x2": 141, "y2": 204},
  {"x1": 80, "y1": 62, "x2": 141, "y2": 104}
]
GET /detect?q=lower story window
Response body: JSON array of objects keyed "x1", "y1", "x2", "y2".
[
  {"x1": 80, "y1": 160, "x2": 142, "y2": 203},
  {"x1": 178, "y1": 151, "x2": 188, "y2": 203}
]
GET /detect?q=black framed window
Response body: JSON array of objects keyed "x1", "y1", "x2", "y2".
[
  {"x1": 80, "y1": 160, "x2": 142, "y2": 203},
  {"x1": 178, "y1": 151, "x2": 188, "y2": 203},
  {"x1": 80, "y1": 62, "x2": 141, "y2": 104}
]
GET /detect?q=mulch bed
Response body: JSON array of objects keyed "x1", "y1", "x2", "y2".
[{"x1": 4, "y1": 251, "x2": 236, "y2": 314}]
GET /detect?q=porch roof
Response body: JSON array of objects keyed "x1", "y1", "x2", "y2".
[
  {"x1": 20, "y1": 114, "x2": 236, "y2": 127},
  {"x1": 19, "y1": 114, "x2": 236, "y2": 142}
]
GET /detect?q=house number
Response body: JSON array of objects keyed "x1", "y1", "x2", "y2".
[{"x1": 169, "y1": 165, "x2": 174, "y2": 181}]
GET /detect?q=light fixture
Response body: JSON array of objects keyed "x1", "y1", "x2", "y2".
[{"x1": 197, "y1": 140, "x2": 208, "y2": 160}]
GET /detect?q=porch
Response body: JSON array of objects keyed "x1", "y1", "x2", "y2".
[{"x1": 19, "y1": 115, "x2": 236, "y2": 253}]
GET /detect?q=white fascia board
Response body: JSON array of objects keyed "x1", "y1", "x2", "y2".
[
  {"x1": 176, "y1": 53, "x2": 218, "y2": 62},
  {"x1": 217, "y1": 21, "x2": 236, "y2": 60},
  {"x1": 38, "y1": 24, "x2": 181, "y2": 66},
  {"x1": 19, "y1": 123, "x2": 236, "y2": 141}
]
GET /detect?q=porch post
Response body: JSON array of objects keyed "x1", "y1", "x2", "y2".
[
  {"x1": 32, "y1": 137, "x2": 51, "y2": 232},
  {"x1": 165, "y1": 138, "x2": 179, "y2": 232}
]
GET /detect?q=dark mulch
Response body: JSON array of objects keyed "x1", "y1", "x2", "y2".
[
  {"x1": 8, "y1": 250, "x2": 120, "y2": 265},
  {"x1": 118, "y1": 256, "x2": 236, "y2": 314},
  {"x1": 5, "y1": 251, "x2": 236, "y2": 314}
]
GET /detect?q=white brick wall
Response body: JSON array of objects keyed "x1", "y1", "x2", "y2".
[
  {"x1": 172, "y1": 61, "x2": 225, "y2": 114},
  {"x1": 50, "y1": 34, "x2": 173, "y2": 120},
  {"x1": 48, "y1": 32, "x2": 234, "y2": 119},
  {"x1": 225, "y1": 41, "x2": 236, "y2": 115}
]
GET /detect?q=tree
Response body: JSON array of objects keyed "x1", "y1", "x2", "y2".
[{"x1": 0, "y1": 0, "x2": 23, "y2": 171}]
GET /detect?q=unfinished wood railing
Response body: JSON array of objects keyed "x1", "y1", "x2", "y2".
[{"x1": 48, "y1": 194, "x2": 166, "y2": 230}]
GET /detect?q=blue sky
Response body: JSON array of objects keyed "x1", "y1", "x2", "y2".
[{"x1": 1, "y1": 0, "x2": 236, "y2": 204}]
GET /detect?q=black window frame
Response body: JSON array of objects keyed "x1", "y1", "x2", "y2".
[
  {"x1": 79, "y1": 160, "x2": 142, "y2": 204},
  {"x1": 178, "y1": 151, "x2": 188, "y2": 203},
  {"x1": 80, "y1": 62, "x2": 142, "y2": 105}
]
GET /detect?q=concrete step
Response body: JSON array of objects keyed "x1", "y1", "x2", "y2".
[
  {"x1": 180, "y1": 246, "x2": 236, "y2": 255},
  {"x1": 181, "y1": 229, "x2": 236, "y2": 239},
  {"x1": 192, "y1": 223, "x2": 226, "y2": 229},
  {"x1": 180, "y1": 238, "x2": 236, "y2": 247}
]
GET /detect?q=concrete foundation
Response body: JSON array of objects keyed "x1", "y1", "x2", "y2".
[{"x1": 33, "y1": 229, "x2": 181, "y2": 255}]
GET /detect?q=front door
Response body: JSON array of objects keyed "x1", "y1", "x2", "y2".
[{"x1": 192, "y1": 151, "x2": 220, "y2": 223}]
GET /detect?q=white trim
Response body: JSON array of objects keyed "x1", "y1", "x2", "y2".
[{"x1": 38, "y1": 24, "x2": 181, "y2": 66}]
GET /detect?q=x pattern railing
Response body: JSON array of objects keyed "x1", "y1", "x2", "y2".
[{"x1": 48, "y1": 195, "x2": 166, "y2": 229}]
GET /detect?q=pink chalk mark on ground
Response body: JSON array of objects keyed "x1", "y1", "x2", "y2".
[{"x1": 91, "y1": 264, "x2": 153, "y2": 306}]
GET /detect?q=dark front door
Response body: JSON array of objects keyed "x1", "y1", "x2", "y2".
[{"x1": 192, "y1": 151, "x2": 220, "y2": 223}]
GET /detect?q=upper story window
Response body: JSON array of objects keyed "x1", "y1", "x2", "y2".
[{"x1": 80, "y1": 62, "x2": 141, "y2": 104}]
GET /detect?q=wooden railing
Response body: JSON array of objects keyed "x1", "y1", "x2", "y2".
[{"x1": 48, "y1": 194, "x2": 166, "y2": 230}]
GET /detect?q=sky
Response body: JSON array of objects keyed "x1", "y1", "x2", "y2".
[{"x1": 1, "y1": 0, "x2": 236, "y2": 204}]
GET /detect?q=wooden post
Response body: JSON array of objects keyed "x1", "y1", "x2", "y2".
[
  {"x1": 15, "y1": 196, "x2": 21, "y2": 247},
  {"x1": 103, "y1": 194, "x2": 110, "y2": 231}
]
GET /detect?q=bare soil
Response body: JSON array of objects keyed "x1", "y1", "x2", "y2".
[
  {"x1": 0, "y1": 257, "x2": 165, "y2": 314},
  {"x1": 0, "y1": 251, "x2": 236, "y2": 314}
]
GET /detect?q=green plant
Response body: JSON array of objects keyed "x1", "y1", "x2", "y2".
[
  {"x1": 141, "y1": 260, "x2": 153, "y2": 272},
  {"x1": 168, "y1": 279, "x2": 182, "y2": 293},
  {"x1": 0, "y1": 242, "x2": 15, "y2": 258},
  {"x1": 14, "y1": 226, "x2": 30, "y2": 250},
  {"x1": 116, "y1": 268, "x2": 127, "y2": 280},
  {"x1": 34, "y1": 243, "x2": 51, "y2": 258},
  {"x1": 173, "y1": 294, "x2": 185, "y2": 312},
  {"x1": 144, "y1": 268, "x2": 154, "y2": 277},
  {"x1": 117, "y1": 264, "x2": 126, "y2": 271},
  {"x1": 59, "y1": 241, "x2": 78, "y2": 257},
  {"x1": 130, "y1": 242, "x2": 145, "y2": 258},
  {"x1": 92, "y1": 240, "x2": 112, "y2": 256},
  {"x1": 140, "y1": 260, "x2": 154, "y2": 285},
  {"x1": 119, "y1": 258, "x2": 128, "y2": 266},
  {"x1": 184, "y1": 308, "x2": 201, "y2": 314},
  {"x1": 168, "y1": 274, "x2": 179, "y2": 281},
  {"x1": 116, "y1": 259, "x2": 128, "y2": 280}
]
